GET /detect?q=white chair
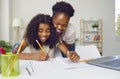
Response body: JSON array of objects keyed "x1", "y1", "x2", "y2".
[{"x1": 75, "y1": 45, "x2": 101, "y2": 60}]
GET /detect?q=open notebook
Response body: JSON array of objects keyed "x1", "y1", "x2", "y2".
[{"x1": 86, "y1": 55, "x2": 120, "y2": 71}]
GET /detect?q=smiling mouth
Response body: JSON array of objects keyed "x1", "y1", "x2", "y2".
[
  {"x1": 56, "y1": 29, "x2": 63, "y2": 33},
  {"x1": 40, "y1": 37, "x2": 47, "y2": 42}
]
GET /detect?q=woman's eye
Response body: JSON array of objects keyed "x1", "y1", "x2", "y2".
[
  {"x1": 54, "y1": 22, "x2": 59, "y2": 25},
  {"x1": 56, "y1": 23, "x2": 59, "y2": 25},
  {"x1": 63, "y1": 25, "x2": 67, "y2": 28}
]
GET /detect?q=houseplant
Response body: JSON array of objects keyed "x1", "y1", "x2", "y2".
[
  {"x1": 92, "y1": 23, "x2": 99, "y2": 31},
  {"x1": 0, "y1": 40, "x2": 12, "y2": 52},
  {"x1": 0, "y1": 40, "x2": 12, "y2": 73}
]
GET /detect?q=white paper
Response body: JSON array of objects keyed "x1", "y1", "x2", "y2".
[
  {"x1": 28, "y1": 57, "x2": 89, "y2": 73},
  {"x1": 55, "y1": 57, "x2": 90, "y2": 68}
]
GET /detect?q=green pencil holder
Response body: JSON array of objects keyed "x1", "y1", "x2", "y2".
[{"x1": 1, "y1": 53, "x2": 20, "y2": 77}]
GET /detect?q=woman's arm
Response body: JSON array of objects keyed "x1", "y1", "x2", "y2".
[{"x1": 62, "y1": 41, "x2": 75, "y2": 51}]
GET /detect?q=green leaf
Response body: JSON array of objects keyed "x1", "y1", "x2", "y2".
[{"x1": 0, "y1": 40, "x2": 12, "y2": 52}]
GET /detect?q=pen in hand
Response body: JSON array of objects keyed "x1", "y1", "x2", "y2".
[
  {"x1": 67, "y1": 51, "x2": 71, "y2": 62},
  {"x1": 67, "y1": 51, "x2": 70, "y2": 58},
  {"x1": 36, "y1": 40, "x2": 45, "y2": 52},
  {"x1": 35, "y1": 39, "x2": 49, "y2": 60},
  {"x1": 67, "y1": 51, "x2": 80, "y2": 62}
]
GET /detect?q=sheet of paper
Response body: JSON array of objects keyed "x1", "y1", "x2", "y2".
[
  {"x1": 55, "y1": 57, "x2": 90, "y2": 68},
  {"x1": 28, "y1": 57, "x2": 90, "y2": 72},
  {"x1": 29, "y1": 58, "x2": 69, "y2": 72}
]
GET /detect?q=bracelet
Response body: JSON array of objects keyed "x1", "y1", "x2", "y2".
[
  {"x1": 56, "y1": 39, "x2": 63, "y2": 47},
  {"x1": 59, "y1": 39, "x2": 63, "y2": 43},
  {"x1": 56, "y1": 42, "x2": 60, "y2": 47}
]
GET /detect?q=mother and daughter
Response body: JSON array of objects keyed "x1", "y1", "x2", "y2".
[{"x1": 13, "y1": 1, "x2": 80, "y2": 62}]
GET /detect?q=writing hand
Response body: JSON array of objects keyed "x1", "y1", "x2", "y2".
[
  {"x1": 32, "y1": 52, "x2": 49, "y2": 61},
  {"x1": 68, "y1": 51, "x2": 80, "y2": 62}
]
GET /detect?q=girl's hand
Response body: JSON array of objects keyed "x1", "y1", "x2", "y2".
[
  {"x1": 32, "y1": 52, "x2": 49, "y2": 61},
  {"x1": 67, "y1": 51, "x2": 80, "y2": 62}
]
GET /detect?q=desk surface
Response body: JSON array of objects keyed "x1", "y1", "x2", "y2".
[{"x1": 0, "y1": 59, "x2": 120, "y2": 79}]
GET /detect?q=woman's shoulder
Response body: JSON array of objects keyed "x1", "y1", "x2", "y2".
[
  {"x1": 66, "y1": 23, "x2": 75, "y2": 32},
  {"x1": 65, "y1": 23, "x2": 76, "y2": 35}
]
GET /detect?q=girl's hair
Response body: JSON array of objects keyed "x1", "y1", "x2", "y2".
[
  {"x1": 52, "y1": 1, "x2": 74, "y2": 17},
  {"x1": 24, "y1": 14, "x2": 58, "y2": 49}
]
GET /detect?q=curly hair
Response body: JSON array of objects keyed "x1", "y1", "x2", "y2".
[
  {"x1": 52, "y1": 1, "x2": 74, "y2": 17},
  {"x1": 24, "y1": 14, "x2": 58, "y2": 50}
]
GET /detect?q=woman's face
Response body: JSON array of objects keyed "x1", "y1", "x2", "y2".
[
  {"x1": 53, "y1": 13, "x2": 69, "y2": 35},
  {"x1": 38, "y1": 23, "x2": 51, "y2": 42}
]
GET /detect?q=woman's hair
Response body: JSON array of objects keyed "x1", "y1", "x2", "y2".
[
  {"x1": 24, "y1": 14, "x2": 58, "y2": 49},
  {"x1": 52, "y1": 1, "x2": 74, "y2": 17}
]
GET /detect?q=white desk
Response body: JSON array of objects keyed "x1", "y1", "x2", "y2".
[{"x1": 0, "y1": 59, "x2": 120, "y2": 79}]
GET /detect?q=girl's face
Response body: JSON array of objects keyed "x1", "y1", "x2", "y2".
[
  {"x1": 38, "y1": 23, "x2": 51, "y2": 42},
  {"x1": 53, "y1": 13, "x2": 69, "y2": 35}
]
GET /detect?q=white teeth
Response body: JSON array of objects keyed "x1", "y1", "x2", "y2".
[
  {"x1": 41, "y1": 37, "x2": 46, "y2": 40},
  {"x1": 57, "y1": 30, "x2": 61, "y2": 33}
]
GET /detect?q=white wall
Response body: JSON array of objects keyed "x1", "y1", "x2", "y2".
[
  {"x1": 0, "y1": 0, "x2": 120, "y2": 56},
  {"x1": 0, "y1": 0, "x2": 10, "y2": 42},
  {"x1": 0, "y1": 0, "x2": 1, "y2": 36}
]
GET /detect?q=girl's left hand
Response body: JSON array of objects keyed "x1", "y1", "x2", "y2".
[{"x1": 68, "y1": 51, "x2": 80, "y2": 62}]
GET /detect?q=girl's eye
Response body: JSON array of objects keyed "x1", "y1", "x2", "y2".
[
  {"x1": 46, "y1": 29, "x2": 50, "y2": 33},
  {"x1": 39, "y1": 30, "x2": 42, "y2": 33}
]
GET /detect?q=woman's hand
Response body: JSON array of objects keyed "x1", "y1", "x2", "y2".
[
  {"x1": 31, "y1": 52, "x2": 49, "y2": 61},
  {"x1": 67, "y1": 51, "x2": 80, "y2": 62}
]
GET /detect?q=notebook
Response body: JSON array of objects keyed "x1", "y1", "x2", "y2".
[{"x1": 86, "y1": 55, "x2": 120, "y2": 71}]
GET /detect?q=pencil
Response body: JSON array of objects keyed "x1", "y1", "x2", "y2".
[
  {"x1": 26, "y1": 67, "x2": 31, "y2": 76},
  {"x1": 36, "y1": 40, "x2": 45, "y2": 52},
  {"x1": 80, "y1": 58, "x2": 93, "y2": 62},
  {"x1": 4, "y1": 39, "x2": 24, "y2": 76},
  {"x1": 67, "y1": 51, "x2": 70, "y2": 57},
  {"x1": 17, "y1": 39, "x2": 24, "y2": 54}
]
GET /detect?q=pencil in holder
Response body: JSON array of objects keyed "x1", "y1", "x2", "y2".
[{"x1": 1, "y1": 53, "x2": 20, "y2": 77}]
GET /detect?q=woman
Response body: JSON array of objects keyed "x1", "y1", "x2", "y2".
[{"x1": 52, "y1": 1, "x2": 77, "y2": 57}]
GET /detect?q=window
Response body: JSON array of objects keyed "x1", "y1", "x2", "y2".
[{"x1": 115, "y1": 0, "x2": 120, "y2": 36}]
